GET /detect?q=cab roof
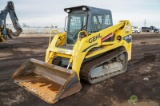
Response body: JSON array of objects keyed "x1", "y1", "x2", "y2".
[{"x1": 64, "y1": 5, "x2": 111, "y2": 14}]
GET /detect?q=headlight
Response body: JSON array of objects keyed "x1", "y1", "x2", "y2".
[
  {"x1": 82, "y1": 7, "x2": 87, "y2": 11},
  {"x1": 66, "y1": 9, "x2": 71, "y2": 13}
]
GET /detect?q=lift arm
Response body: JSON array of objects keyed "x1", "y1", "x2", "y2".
[{"x1": 0, "y1": 1, "x2": 22, "y2": 40}]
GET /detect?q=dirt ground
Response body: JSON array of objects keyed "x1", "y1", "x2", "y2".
[{"x1": 0, "y1": 33, "x2": 160, "y2": 106}]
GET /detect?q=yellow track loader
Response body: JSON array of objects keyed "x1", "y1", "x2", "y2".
[{"x1": 12, "y1": 6, "x2": 132, "y2": 104}]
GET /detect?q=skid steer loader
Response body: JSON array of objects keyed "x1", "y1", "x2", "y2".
[{"x1": 12, "y1": 6, "x2": 132, "y2": 104}]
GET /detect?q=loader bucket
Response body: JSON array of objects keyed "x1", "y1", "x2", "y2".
[{"x1": 12, "y1": 58, "x2": 82, "y2": 104}]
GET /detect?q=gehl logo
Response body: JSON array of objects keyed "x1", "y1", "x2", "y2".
[{"x1": 89, "y1": 34, "x2": 101, "y2": 43}]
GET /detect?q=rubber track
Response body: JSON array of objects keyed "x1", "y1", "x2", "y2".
[{"x1": 80, "y1": 47, "x2": 126, "y2": 83}]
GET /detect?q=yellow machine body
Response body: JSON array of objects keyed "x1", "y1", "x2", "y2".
[{"x1": 46, "y1": 20, "x2": 132, "y2": 79}]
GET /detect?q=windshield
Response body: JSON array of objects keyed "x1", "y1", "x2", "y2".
[{"x1": 67, "y1": 13, "x2": 86, "y2": 45}]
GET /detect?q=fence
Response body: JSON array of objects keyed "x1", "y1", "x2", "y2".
[{"x1": 9, "y1": 27, "x2": 64, "y2": 34}]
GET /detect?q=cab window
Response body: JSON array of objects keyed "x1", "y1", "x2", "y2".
[
  {"x1": 91, "y1": 15, "x2": 103, "y2": 33},
  {"x1": 104, "y1": 15, "x2": 111, "y2": 27}
]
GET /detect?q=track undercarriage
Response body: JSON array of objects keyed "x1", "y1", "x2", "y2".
[{"x1": 80, "y1": 47, "x2": 128, "y2": 84}]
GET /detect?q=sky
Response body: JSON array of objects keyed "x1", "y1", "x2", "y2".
[{"x1": 0, "y1": 0, "x2": 160, "y2": 28}]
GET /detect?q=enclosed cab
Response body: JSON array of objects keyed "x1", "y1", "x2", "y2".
[{"x1": 64, "y1": 6, "x2": 113, "y2": 45}]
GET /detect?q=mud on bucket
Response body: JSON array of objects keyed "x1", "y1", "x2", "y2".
[{"x1": 12, "y1": 58, "x2": 82, "y2": 104}]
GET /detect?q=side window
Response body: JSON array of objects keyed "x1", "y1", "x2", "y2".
[
  {"x1": 104, "y1": 15, "x2": 111, "y2": 27},
  {"x1": 91, "y1": 15, "x2": 103, "y2": 33}
]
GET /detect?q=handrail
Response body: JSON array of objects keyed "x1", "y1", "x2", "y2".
[
  {"x1": 77, "y1": 30, "x2": 88, "y2": 40},
  {"x1": 49, "y1": 30, "x2": 59, "y2": 45}
]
